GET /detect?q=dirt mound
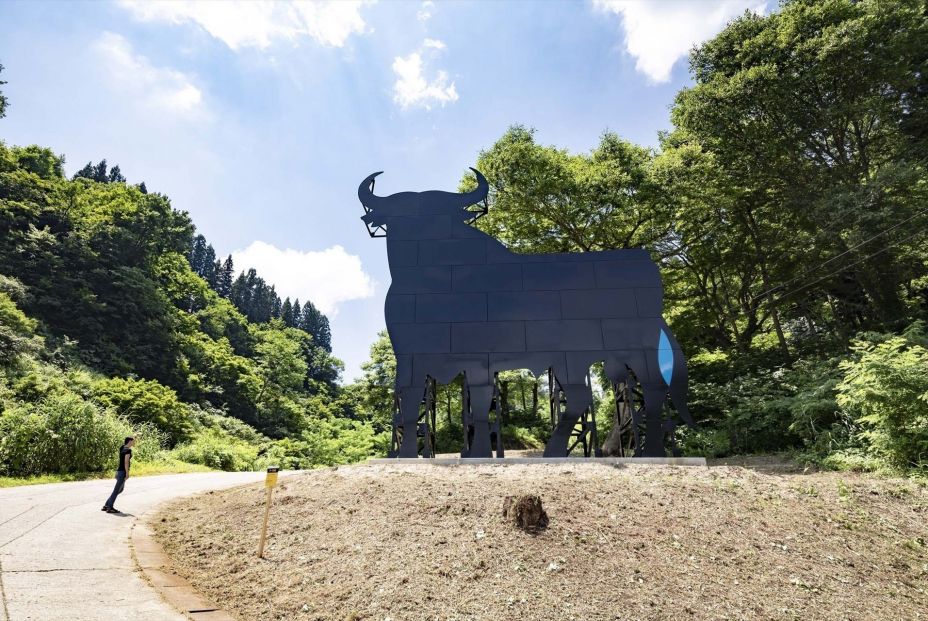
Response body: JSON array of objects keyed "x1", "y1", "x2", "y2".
[
  {"x1": 153, "y1": 461, "x2": 928, "y2": 621},
  {"x1": 503, "y1": 494, "x2": 548, "y2": 532}
]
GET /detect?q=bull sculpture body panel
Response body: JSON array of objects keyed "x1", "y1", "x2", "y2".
[{"x1": 359, "y1": 169, "x2": 693, "y2": 458}]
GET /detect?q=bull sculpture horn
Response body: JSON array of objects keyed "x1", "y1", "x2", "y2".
[
  {"x1": 448, "y1": 168, "x2": 489, "y2": 208},
  {"x1": 358, "y1": 171, "x2": 385, "y2": 209},
  {"x1": 357, "y1": 168, "x2": 488, "y2": 209}
]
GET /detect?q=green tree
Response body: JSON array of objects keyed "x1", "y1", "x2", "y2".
[
  {"x1": 671, "y1": 0, "x2": 928, "y2": 344},
  {"x1": 217, "y1": 255, "x2": 234, "y2": 298},
  {"x1": 281, "y1": 297, "x2": 294, "y2": 327},
  {"x1": 352, "y1": 330, "x2": 396, "y2": 432},
  {"x1": 464, "y1": 126, "x2": 673, "y2": 254},
  {"x1": 299, "y1": 301, "x2": 331, "y2": 352}
]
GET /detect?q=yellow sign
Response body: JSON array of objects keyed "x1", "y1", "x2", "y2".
[{"x1": 265, "y1": 466, "x2": 279, "y2": 488}]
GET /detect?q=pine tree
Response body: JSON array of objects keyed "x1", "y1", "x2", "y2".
[
  {"x1": 218, "y1": 255, "x2": 234, "y2": 298},
  {"x1": 137, "y1": 181, "x2": 148, "y2": 194},
  {"x1": 300, "y1": 302, "x2": 332, "y2": 352},
  {"x1": 231, "y1": 271, "x2": 250, "y2": 316},
  {"x1": 92, "y1": 160, "x2": 108, "y2": 182},
  {"x1": 201, "y1": 244, "x2": 218, "y2": 286},
  {"x1": 73, "y1": 159, "x2": 125, "y2": 183},
  {"x1": 73, "y1": 162, "x2": 95, "y2": 180},
  {"x1": 292, "y1": 299, "x2": 302, "y2": 328},
  {"x1": 189, "y1": 235, "x2": 208, "y2": 276},
  {"x1": 108, "y1": 164, "x2": 125, "y2": 183},
  {"x1": 281, "y1": 298, "x2": 293, "y2": 326}
]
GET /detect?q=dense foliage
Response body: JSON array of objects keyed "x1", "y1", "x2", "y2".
[{"x1": 0, "y1": 138, "x2": 377, "y2": 477}]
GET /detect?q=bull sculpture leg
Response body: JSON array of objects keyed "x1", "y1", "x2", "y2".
[
  {"x1": 543, "y1": 380, "x2": 593, "y2": 458},
  {"x1": 467, "y1": 383, "x2": 495, "y2": 458},
  {"x1": 396, "y1": 385, "x2": 424, "y2": 458},
  {"x1": 640, "y1": 383, "x2": 668, "y2": 457}
]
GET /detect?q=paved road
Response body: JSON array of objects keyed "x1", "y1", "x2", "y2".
[{"x1": 0, "y1": 472, "x2": 272, "y2": 621}]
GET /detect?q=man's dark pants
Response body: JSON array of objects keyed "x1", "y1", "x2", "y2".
[{"x1": 104, "y1": 471, "x2": 126, "y2": 509}]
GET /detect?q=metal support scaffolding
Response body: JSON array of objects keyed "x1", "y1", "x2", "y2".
[
  {"x1": 547, "y1": 368, "x2": 602, "y2": 458},
  {"x1": 387, "y1": 366, "x2": 683, "y2": 459}
]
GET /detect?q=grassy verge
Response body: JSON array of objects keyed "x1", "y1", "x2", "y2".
[{"x1": 0, "y1": 459, "x2": 214, "y2": 488}]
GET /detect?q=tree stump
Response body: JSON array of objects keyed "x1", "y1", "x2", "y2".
[{"x1": 502, "y1": 494, "x2": 548, "y2": 533}]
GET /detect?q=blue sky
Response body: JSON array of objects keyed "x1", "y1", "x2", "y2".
[{"x1": 0, "y1": 0, "x2": 766, "y2": 380}]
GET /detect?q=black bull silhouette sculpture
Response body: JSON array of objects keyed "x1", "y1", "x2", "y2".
[{"x1": 359, "y1": 168, "x2": 693, "y2": 458}]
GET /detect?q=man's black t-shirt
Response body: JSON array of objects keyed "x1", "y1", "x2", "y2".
[{"x1": 117, "y1": 446, "x2": 132, "y2": 473}]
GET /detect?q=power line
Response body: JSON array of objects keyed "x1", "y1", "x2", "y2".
[
  {"x1": 752, "y1": 204, "x2": 928, "y2": 302},
  {"x1": 770, "y1": 226, "x2": 928, "y2": 307}
]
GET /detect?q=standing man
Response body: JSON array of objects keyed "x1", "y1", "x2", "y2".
[{"x1": 102, "y1": 437, "x2": 134, "y2": 514}]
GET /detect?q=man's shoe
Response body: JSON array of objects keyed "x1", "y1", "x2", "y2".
[
  {"x1": 101, "y1": 506, "x2": 110, "y2": 511},
  {"x1": 105, "y1": 507, "x2": 119, "y2": 513}
]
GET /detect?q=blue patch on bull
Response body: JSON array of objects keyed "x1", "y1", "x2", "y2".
[{"x1": 658, "y1": 329, "x2": 673, "y2": 386}]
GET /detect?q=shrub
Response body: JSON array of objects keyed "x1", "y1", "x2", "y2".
[
  {"x1": 90, "y1": 377, "x2": 193, "y2": 445},
  {"x1": 679, "y1": 427, "x2": 731, "y2": 458},
  {"x1": 187, "y1": 403, "x2": 269, "y2": 444},
  {"x1": 0, "y1": 393, "x2": 130, "y2": 476},
  {"x1": 836, "y1": 328, "x2": 928, "y2": 471},
  {"x1": 298, "y1": 416, "x2": 379, "y2": 466},
  {"x1": 169, "y1": 429, "x2": 258, "y2": 471}
]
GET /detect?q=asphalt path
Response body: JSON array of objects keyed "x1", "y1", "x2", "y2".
[{"x1": 0, "y1": 471, "x2": 272, "y2": 620}]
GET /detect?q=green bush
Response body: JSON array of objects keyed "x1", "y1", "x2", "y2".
[
  {"x1": 0, "y1": 393, "x2": 131, "y2": 476},
  {"x1": 90, "y1": 377, "x2": 193, "y2": 445},
  {"x1": 188, "y1": 403, "x2": 270, "y2": 444},
  {"x1": 679, "y1": 427, "x2": 731, "y2": 458},
  {"x1": 836, "y1": 327, "x2": 928, "y2": 471},
  {"x1": 169, "y1": 429, "x2": 259, "y2": 471},
  {"x1": 298, "y1": 416, "x2": 379, "y2": 466}
]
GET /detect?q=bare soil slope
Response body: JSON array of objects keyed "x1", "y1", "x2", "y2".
[{"x1": 153, "y1": 462, "x2": 928, "y2": 621}]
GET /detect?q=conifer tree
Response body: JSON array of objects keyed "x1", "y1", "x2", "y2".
[
  {"x1": 281, "y1": 297, "x2": 293, "y2": 326},
  {"x1": 201, "y1": 244, "x2": 218, "y2": 286},
  {"x1": 189, "y1": 235, "x2": 208, "y2": 276},
  {"x1": 107, "y1": 164, "x2": 125, "y2": 183},
  {"x1": 218, "y1": 255, "x2": 234, "y2": 298},
  {"x1": 300, "y1": 302, "x2": 332, "y2": 352}
]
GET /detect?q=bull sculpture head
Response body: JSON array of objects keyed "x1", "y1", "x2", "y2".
[{"x1": 357, "y1": 168, "x2": 489, "y2": 237}]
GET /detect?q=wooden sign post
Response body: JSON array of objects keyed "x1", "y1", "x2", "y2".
[{"x1": 257, "y1": 466, "x2": 280, "y2": 558}]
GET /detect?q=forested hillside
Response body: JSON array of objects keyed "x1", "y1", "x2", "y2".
[
  {"x1": 0, "y1": 136, "x2": 380, "y2": 478},
  {"x1": 355, "y1": 0, "x2": 928, "y2": 473}
]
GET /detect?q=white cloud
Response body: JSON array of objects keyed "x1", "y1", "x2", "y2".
[
  {"x1": 117, "y1": 0, "x2": 372, "y2": 50},
  {"x1": 417, "y1": 1, "x2": 435, "y2": 22},
  {"x1": 593, "y1": 0, "x2": 768, "y2": 83},
  {"x1": 392, "y1": 39, "x2": 458, "y2": 110},
  {"x1": 94, "y1": 32, "x2": 204, "y2": 116},
  {"x1": 232, "y1": 241, "x2": 375, "y2": 316}
]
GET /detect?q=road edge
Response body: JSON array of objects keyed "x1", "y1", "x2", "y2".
[{"x1": 130, "y1": 508, "x2": 237, "y2": 621}]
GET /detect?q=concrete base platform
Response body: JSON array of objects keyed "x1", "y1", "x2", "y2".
[{"x1": 367, "y1": 457, "x2": 707, "y2": 466}]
